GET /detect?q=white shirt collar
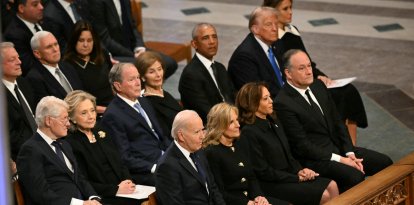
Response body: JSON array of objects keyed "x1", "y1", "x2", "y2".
[
  {"x1": 117, "y1": 93, "x2": 139, "y2": 108},
  {"x1": 2, "y1": 79, "x2": 18, "y2": 99},
  {"x1": 57, "y1": 0, "x2": 77, "y2": 23},
  {"x1": 195, "y1": 52, "x2": 214, "y2": 69},
  {"x1": 174, "y1": 140, "x2": 197, "y2": 169},
  {"x1": 16, "y1": 15, "x2": 41, "y2": 34},
  {"x1": 287, "y1": 81, "x2": 308, "y2": 97},
  {"x1": 279, "y1": 24, "x2": 301, "y2": 39},
  {"x1": 254, "y1": 35, "x2": 271, "y2": 55},
  {"x1": 37, "y1": 129, "x2": 56, "y2": 145}
]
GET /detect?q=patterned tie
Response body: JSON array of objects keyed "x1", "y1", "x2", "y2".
[
  {"x1": 134, "y1": 103, "x2": 159, "y2": 140},
  {"x1": 14, "y1": 84, "x2": 37, "y2": 132},
  {"x1": 189, "y1": 152, "x2": 207, "y2": 185},
  {"x1": 55, "y1": 68, "x2": 72, "y2": 93},
  {"x1": 268, "y1": 47, "x2": 284, "y2": 87},
  {"x1": 51, "y1": 141, "x2": 66, "y2": 166},
  {"x1": 69, "y1": 3, "x2": 81, "y2": 22}
]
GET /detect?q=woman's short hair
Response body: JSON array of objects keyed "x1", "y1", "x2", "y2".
[
  {"x1": 35, "y1": 96, "x2": 69, "y2": 127},
  {"x1": 64, "y1": 90, "x2": 97, "y2": 130},
  {"x1": 134, "y1": 51, "x2": 165, "y2": 81},
  {"x1": 63, "y1": 20, "x2": 105, "y2": 65},
  {"x1": 236, "y1": 82, "x2": 268, "y2": 125},
  {"x1": 203, "y1": 103, "x2": 238, "y2": 147}
]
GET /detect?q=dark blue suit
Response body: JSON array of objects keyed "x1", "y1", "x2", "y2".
[
  {"x1": 100, "y1": 95, "x2": 171, "y2": 186},
  {"x1": 25, "y1": 61, "x2": 83, "y2": 105},
  {"x1": 16, "y1": 133, "x2": 97, "y2": 205},
  {"x1": 155, "y1": 143, "x2": 226, "y2": 205}
]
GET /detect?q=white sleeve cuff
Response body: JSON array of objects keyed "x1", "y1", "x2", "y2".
[
  {"x1": 70, "y1": 198, "x2": 83, "y2": 205},
  {"x1": 331, "y1": 153, "x2": 341, "y2": 162}
]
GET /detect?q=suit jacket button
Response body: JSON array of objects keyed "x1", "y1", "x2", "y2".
[
  {"x1": 243, "y1": 191, "x2": 248, "y2": 196},
  {"x1": 241, "y1": 177, "x2": 246, "y2": 183}
]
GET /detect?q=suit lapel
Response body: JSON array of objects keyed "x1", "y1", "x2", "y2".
[
  {"x1": 194, "y1": 56, "x2": 223, "y2": 101},
  {"x1": 285, "y1": 83, "x2": 328, "y2": 129},
  {"x1": 34, "y1": 134, "x2": 75, "y2": 177},
  {"x1": 173, "y1": 144, "x2": 206, "y2": 187},
  {"x1": 37, "y1": 65, "x2": 67, "y2": 97}
]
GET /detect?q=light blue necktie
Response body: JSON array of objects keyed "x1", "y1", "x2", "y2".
[
  {"x1": 134, "y1": 103, "x2": 159, "y2": 140},
  {"x1": 268, "y1": 47, "x2": 284, "y2": 87}
]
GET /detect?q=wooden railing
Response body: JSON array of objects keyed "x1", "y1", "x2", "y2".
[{"x1": 326, "y1": 152, "x2": 414, "y2": 205}]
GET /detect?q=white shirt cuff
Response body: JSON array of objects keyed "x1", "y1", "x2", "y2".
[
  {"x1": 331, "y1": 153, "x2": 341, "y2": 162},
  {"x1": 345, "y1": 152, "x2": 355, "y2": 156},
  {"x1": 70, "y1": 198, "x2": 83, "y2": 205}
]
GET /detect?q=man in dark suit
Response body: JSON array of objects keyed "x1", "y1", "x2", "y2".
[
  {"x1": 88, "y1": 0, "x2": 177, "y2": 78},
  {"x1": 3, "y1": 0, "x2": 44, "y2": 76},
  {"x1": 1, "y1": 42, "x2": 36, "y2": 163},
  {"x1": 42, "y1": 0, "x2": 91, "y2": 52},
  {"x1": 156, "y1": 110, "x2": 225, "y2": 205},
  {"x1": 16, "y1": 96, "x2": 102, "y2": 205},
  {"x1": 25, "y1": 31, "x2": 83, "y2": 105},
  {"x1": 228, "y1": 7, "x2": 283, "y2": 98},
  {"x1": 179, "y1": 23, "x2": 235, "y2": 123},
  {"x1": 275, "y1": 49, "x2": 393, "y2": 192},
  {"x1": 101, "y1": 63, "x2": 171, "y2": 186}
]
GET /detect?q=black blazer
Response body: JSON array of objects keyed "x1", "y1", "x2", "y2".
[
  {"x1": 179, "y1": 55, "x2": 235, "y2": 123},
  {"x1": 89, "y1": 0, "x2": 144, "y2": 57},
  {"x1": 228, "y1": 32, "x2": 282, "y2": 98},
  {"x1": 16, "y1": 133, "x2": 97, "y2": 205},
  {"x1": 65, "y1": 128, "x2": 132, "y2": 197},
  {"x1": 100, "y1": 96, "x2": 171, "y2": 186},
  {"x1": 3, "y1": 16, "x2": 41, "y2": 76},
  {"x1": 275, "y1": 80, "x2": 354, "y2": 162},
  {"x1": 143, "y1": 91, "x2": 182, "y2": 137},
  {"x1": 155, "y1": 143, "x2": 226, "y2": 205},
  {"x1": 25, "y1": 61, "x2": 83, "y2": 105},
  {"x1": 240, "y1": 117, "x2": 302, "y2": 183},
  {"x1": 204, "y1": 141, "x2": 263, "y2": 205},
  {"x1": 42, "y1": 0, "x2": 91, "y2": 52},
  {"x1": 5, "y1": 77, "x2": 36, "y2": 160}
]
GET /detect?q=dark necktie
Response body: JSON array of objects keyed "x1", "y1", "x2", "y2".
[
  {"x1": 189, "y1": 153, "x2": 207, "y2": 186},
  {"x1": 133, "y1": 103, "x2": 159, "y2": 140},
  {"x1": 55, "y1": 68, "x2": 72, "y2": 93},
  {"x1": 14, "y1": 84, "x2": 37, "y2": 132},
  {"x1": 268, "y1": 47, "x2": 284, "y2": 87},
  {"x1": 69, "y1": 3, "x2": 82, "y2": 22},
  {"x1": 211, "y1": 63, "x2": 229, "y2": 102},
  {"x1": 51, "y1": 141, "x2": 67, "y2": 166},
  {"x1": 34, "y1": 24, "x2": 41, "y2": 32},
  {"x1": 305, "y1": 89, "x2": 324, "y2": 117}
]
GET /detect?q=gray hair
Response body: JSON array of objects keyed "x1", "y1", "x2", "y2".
[
  {"x1": 108, "y1": 63, "x2": 135, "y2": 93},
  {"x1": 283, "y1": 49, "x2": 305, "y2": 71},
  {"x1": 171, "y1": 110, "x2": 200, "y2": 140},
  {"x1": 35, "y1": 96, "x2": 69, "y2": 127},
  {"x1": 0, "y1": 42, "x2": 15, "y2": 58},
  {"x1": 191, "y1": 23, "x2": 215, "y2": 40},
  {"x1": 248, "y1": 6, "x2": 278, "y2": 31},
  {"x1": 30, "y1": 31, "x2": 53, "y2": 50}
]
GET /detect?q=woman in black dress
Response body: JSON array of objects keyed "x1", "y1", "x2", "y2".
[
  {"x1": 63, "y1": 20, "x2": 114, "y2": 115},
  {"x1": 64, "y1": 90, "x2": 141, "y2": 205},
  {"x1": 203, "y1": 103, "x2": 287, "y2": 205},
  {"x1": 236, "y1": 82, "x2": 339, "y2": 204},
  {"x1": 135, "y1": 51, "x2": 182, "y2": 136},
  {"x1": 263, "y1": 0, "x2": 368, "y2": 145}
]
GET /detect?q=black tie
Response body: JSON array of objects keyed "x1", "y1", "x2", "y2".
[
  {"x1": 14, "y1": 84, "x2": 37, "y2": 132},
  {"x1": 211, "y1": 63, "x2": 229, "y2": 102},
  {"x1": 51, "y1": 141, "x2": 66, "y2": 165},
  {"x1": 34, "y1": 24, "x2": 41, "y2": 32},
  {"x1": 305, "y1": 89, "x2": 325, "y2": 118},
  {"x1": 189, "y1": 153, "x2": 207, "y2": 186}
]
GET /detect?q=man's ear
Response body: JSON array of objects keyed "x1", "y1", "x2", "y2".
[
  {"x1": 113, "y1": 82, "x2": 121, "y2": 92},
  {"x1": 284, "y1": 68, "x2": 291, "y2": 80},
  {"x1": 33, "y1": 50, "x2": 41, "y2": 60},
  {"x1": 190, "y1": 40, "x2": 197, "y2": 50},
  {"x1": 18, "y1": 4, "x2": 25, "y2": 14},
  {"x1": 251, "y1": 25, "x2": 258, "y2": 35}
]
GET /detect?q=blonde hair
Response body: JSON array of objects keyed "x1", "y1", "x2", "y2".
[
  {"x1": 203, "y1": 103, "x2": 238, "y2": 147},
  {"x1": 64, "y1": 90, "x2": 97, "y2": 131}
]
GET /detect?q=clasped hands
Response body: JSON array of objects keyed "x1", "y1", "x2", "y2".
[
  {"x1": 298, "y1": 168, "x2": 319, "y2": 182},
  {"x1": 340, "y1": 154, "x2": 364, "y2": 173},
  {"x1": 247, "y1": 196, "x2": 271, "y2": 205},
  {"x1": 117, "y1": 179, "x2": 136, "y2": 194}
]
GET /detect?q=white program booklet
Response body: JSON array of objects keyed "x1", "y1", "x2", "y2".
[
  {"x1": 116, "y1": 184, "x2": 156, "y2": 200},
  {"x1": 327, "y1": 77, "x2": 357, "y2": 89}
]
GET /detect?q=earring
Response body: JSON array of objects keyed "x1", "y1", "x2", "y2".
[{"x1": 141, "y1": 78, "x2": 146, "y2": 82}]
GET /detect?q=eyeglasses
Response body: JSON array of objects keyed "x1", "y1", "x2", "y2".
[{"x1": 50, "y1": 116, "x2": 70, "y2": 125}]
